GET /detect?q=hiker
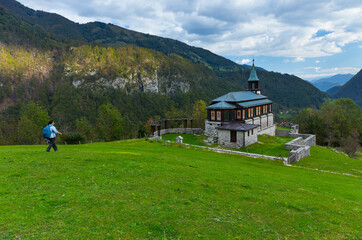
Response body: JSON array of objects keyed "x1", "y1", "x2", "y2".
[{"x1": 43, "y1": 120, "x2": 62, "y2": 152}]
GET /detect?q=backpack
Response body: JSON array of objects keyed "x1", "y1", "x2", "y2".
[{"x1": 42, "y1": 125, "x2": 51, "y2": 138}]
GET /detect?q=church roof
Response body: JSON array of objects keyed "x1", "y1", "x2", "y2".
[
  {"x1": 206, "y1": 101, "x2": 237, "y2": 110},
  {"x1": 237, "y1": 99, "x2": 272, "y2": 108},
  {"x1": 248, "y1": 61, "x2": 259, "y2": 82},
  {"x1": 217, "y1": 122, "x2": 259, "y2": 131},
  {"x1": 212, "y1": 91, "x2": 266, "y2": 102}
]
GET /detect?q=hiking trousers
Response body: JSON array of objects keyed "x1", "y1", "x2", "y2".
[{"x1": 46, "y1": 138, "x2": 58, "y2": 152}]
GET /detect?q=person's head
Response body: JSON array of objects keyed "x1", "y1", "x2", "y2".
[{"x1": 48, "y1": 120, "x2": 54, "y2": 125}]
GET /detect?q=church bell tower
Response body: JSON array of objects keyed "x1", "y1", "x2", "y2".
[{"x1": 247, "y1": 59, "x2": 261, "y2": 95}]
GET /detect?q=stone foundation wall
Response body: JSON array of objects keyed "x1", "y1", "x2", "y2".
[
  {"x1": 218, "y1": 129, "x2": 231, "y2": 146},
  {"x1": 154, "y1": 128, "x2": 203, "y2": 136},
  {"x1": 245, "y1": 130, "x2": 258, "y2": 146},
  {"x1": 258, "y1": 125, "x2": 276, "y2": 136},
  {"x1": 267, "y1": 114, "x2": 274, "y2": 127},
  {"x1": 253, "y1": 117, "x2": 261, "y2": 130},
  {"x1": 217, "y1": 129, "x2": 257, "y2": 148},
  {"x1": 205, "y1": 120, "x2": 221, "y2": 137},
  {"x1": 260, "y1": 115, "x2": 267, "y2": 129},
  {"x1": 245, "y1": 119, "x2": 253, "y2": 124}
]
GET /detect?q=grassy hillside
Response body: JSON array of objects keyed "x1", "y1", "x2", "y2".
[{"x1": 0, "y1": 140, "x2": 360, "y2": 239}]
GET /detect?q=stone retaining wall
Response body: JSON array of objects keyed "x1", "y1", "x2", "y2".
[
  {"x1": 285, "y1": 137, "x2": 305, "y2": 150},
  {"x1": 284, "y1": 133, "x2": 315, "y2": 163},
  {"x1": 275, "y1": 129, "x2": 290, "y2": 136},
  {"x1": 154, "y1": 128, "x2": 203, "y2": 136},
  {"x1": 304, "y1": 135, "x2": 316, "y2": 146},
  {"x1": 289, "y1": 146, "x2": 310, "y2": 163}
]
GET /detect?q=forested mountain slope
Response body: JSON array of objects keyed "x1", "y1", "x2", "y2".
[
  {"x1": 332, "y1": 70, "x2": 362, "y2": 107},
  {"x1": 0, "y1": 0, "x2": 239, "y2": 69}
]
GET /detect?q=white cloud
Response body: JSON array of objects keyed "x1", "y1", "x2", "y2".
[
  {"x1": 292, "y1": 57, "x2": 305, "y2": 62},
  {"x1": 236, "y1": 59, "x2": 252, "y2": 64},
  {"x1": 16, "y1": 0, "x2": 362, "y2": 59},
  {"x1": 315, "y1": 60, "x2": 320, "y2": 63}
]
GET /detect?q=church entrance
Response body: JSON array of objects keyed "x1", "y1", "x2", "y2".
[{"x1": 230, "y1": 130, "x2": 237, "y2": 143}]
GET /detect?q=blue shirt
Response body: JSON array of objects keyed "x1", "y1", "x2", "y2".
[{"x1": 49, "y1": 125, "x2": 58, "y2": 138}]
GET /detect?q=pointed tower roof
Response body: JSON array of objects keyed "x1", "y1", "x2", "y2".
[{"x1": 248, "y1": 59, "x2": 259, "y2": 82}]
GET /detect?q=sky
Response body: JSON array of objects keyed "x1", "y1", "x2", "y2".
[{"x1": 17, "y1": 0, "x2": 362, "y2": 80}]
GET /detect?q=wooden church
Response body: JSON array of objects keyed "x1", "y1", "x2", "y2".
[{"x1": 205, "y1": 60, "x2": 276, "y2": 148}]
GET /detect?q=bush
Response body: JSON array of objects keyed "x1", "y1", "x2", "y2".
[{"x1": 62, "y1": 133, "x2": 85, "y2": 144}]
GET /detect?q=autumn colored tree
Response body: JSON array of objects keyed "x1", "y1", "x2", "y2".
[{"x1": 191, "y1": 100, "x2": 207, "y2": 129}]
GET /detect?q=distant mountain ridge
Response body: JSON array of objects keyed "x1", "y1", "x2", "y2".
[
  {"x1": 332, "y1": 70, "x2": 362, "y2": 107},
  {"x1": 311, "y1": 74, "x2": 354, "y2": 92}
]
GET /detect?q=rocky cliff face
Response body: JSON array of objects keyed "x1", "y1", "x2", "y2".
[
  {"x1": 60, "y1": 45, "x2": 196, "y2": 95},
  {"x1": 0, "y1": 43, "x2": 213, "y2": 110}
]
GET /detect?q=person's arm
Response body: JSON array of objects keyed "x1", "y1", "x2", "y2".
[{"x1": 51, "y1": 126, "x2": 62, "y2": 135}]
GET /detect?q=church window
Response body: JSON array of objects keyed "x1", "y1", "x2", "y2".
[
  {"x1": 242, "y1": 109, "x2": 245, "y2": 119},
  {"x1": 211, "y1": 111, "x2": 215, "y2": 120},
  {"x1": 237, "y1": 110, "x2": 241, "y2": 119},
  {"x1": 217, "y1": 111, "x2": 221, "y2": 121},
  {"x1": 232, "y1": 111, "x2": 236, "y2": 120},
  {"x1": 224, "y1": 111, "x2": 230, "y2": 121}
]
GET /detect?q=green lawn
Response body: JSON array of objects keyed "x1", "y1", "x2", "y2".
[
  {"x1": 237, "y1": 134, "x2": 294, "y2": 157},
  {"x1": 294, "y1": 146, "x2": 362, "y2": 177},
  {"x1": 0, "y1": 140, "x2": 361, "y2": 239},
  {"x1": 162, "y1": 133, "x2": 207, "y2": 146}
]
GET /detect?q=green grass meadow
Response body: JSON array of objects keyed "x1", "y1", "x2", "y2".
[
  {"x1": 161, "y1": 134, "x2": 208, "y2": 146},
  {"x1": 238, "y1": 135, "x2": 293, "y2": 157},
  {"x1": 0, "y1": 140, "x2": 361, "y2": 239}
]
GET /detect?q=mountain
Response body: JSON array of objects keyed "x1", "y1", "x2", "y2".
[
  {"x1": 0, "y1": 6, "x2": 71, "y2": 48},
  {"x1": 0, "y1": 0, "x2": 328, "y2": 111},
  {"x1": 0, "y1": 0, "x2": 240, "y2": 70},
  {"x1": 326, "y1": 85, "x2": 342, "y2": 95},
  {"x1": 311, "y1": 74, "x2": 353, "y2": 92},
  {"x1": 332, "y1": 70, "x2": 362, "y2": 107},
  {"x1": 0, "y1": 2, "x2": 330, "y2": 144}
]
